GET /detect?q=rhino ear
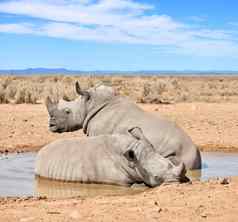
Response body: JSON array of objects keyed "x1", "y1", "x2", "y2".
[
  {"x1": 75, "y1": 81, "x2": 90, "y2": 100},
  {"x1": 128, "y1": 127, "x2": 153, "y2": 148},
  {"x1": 128, "y1": 127, "x2": 145, "y2": 140}
]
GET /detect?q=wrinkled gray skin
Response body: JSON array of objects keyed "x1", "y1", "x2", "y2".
[
  {"x1": 46, "y1": 82, "x2": 201, "y2": 170},
  {"x1": 35, "y1": 127, "x2": 187, "y2": 187}
]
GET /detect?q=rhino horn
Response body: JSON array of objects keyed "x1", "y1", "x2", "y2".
[
  {"x1": 172, "y1": 162, "x2": 187, "y2": 179},
  {"x1": 45, "y1": 96, "x2": 55, "y2": 112},
  {"x1": 75, "y1": 81, "x2": 90, "y2": 100}
]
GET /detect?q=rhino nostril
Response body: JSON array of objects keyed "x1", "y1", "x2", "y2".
[
  {"x1": 155, "y1": 176, "x2": 164, "y2": 184},
  {"x1": 168, "y1": 163, "x2": 173, "y2": 169}
]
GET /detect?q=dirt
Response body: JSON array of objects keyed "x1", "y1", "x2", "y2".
[
  {"x1": 0, "y1": 102, "x2": 238, "y2": 153},
  {"x1": 0, "y1": 178, "x2": 237, "y2": 222},
  {"x1": 0, "y1": 102, "x2": 238, "y2": 221}
]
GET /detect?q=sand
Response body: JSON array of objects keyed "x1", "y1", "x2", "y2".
[
  {"x1": 0, "y1": 178, "x2": 237, "y2": 222},
  {"x1": 0, "y1": 102, "x2": 238, "y2": 221},
  {"x1": 0, "y1": 102, "x2": 238, "y2": 153}
]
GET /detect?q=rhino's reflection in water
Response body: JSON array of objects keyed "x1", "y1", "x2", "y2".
[{"x1": 34, "y1": 176, "x2": 148, "y2": 198}]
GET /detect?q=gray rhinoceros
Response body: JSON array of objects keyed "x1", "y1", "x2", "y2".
[
  {"x1": 35, "y1": 127, "x2": 187, "y2": 187},
  {"x1": 46, "y1": 82, "x2": 201, "y2": 170}
]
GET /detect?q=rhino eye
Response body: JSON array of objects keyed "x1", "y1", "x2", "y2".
[
  {"x1": 124, "y1": 150, "x2": 137, "y2": 162},
  {"x1": 64, "y1": 108, "x2": 71, "y2": 114}
]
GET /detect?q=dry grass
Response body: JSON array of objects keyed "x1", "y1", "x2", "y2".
[{"x1": 0, "y1": 75, "x2": 238, "y2": 104}]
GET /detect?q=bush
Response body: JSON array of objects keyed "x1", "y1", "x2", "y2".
[{"x1": 0, "y1": 84, "x2": 9, "y2": 103}]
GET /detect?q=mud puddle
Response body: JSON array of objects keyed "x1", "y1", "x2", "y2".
[
  {"x1": 0, "y1": 152, "x2": 238, "y2": 198},
  {"x1": 188, "y1": 152, "x2": 238, "y2": 180}
]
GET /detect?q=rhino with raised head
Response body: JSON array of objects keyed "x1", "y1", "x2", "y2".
[
  {"x1": 46, "y1": 84, "x2": 116, "y2": 132},
  {"x1": 46, "y1": 82, "x2": 201, "y2": 170},
  {"x1": 35, "y1": 127, "x2": 187, "y2": 187}
]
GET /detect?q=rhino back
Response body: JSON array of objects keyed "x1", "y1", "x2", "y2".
[
  {"x1": 87, "y1": 97, "x2": 185, "y2": 148},
  {"x1": 35, "y1": 136, "x2": 138, "y2": 185}
]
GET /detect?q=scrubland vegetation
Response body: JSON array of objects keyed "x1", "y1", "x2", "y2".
[{"x1": 0, "y1": 75, "x2": 238, "y2": 104}]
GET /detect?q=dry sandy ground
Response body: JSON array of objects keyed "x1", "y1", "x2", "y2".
[
  {"x1": 0, "y1": 102, "x2": 238, "y2": 153},
  {"x1": 1, "y1": 178, "x2": 237, "y2": 222},
  {"x1": 0, "y1": 102, "x2": 238, "y2": 221}
]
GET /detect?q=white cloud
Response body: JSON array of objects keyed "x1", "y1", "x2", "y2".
[
  {"x1": 0, "y1": 0, "x2": 152, "y2": 25},
  {"x1": 0, "y1": 0, "x2": 238, "y2": 57},
  {"x1": 0, "y1": 23, "x2": 35, "y2": 34}
]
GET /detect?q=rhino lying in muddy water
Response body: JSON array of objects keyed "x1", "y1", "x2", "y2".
[
  {"x1": 35, "y1": 127, "x2": 187, "y2": 187},
  {"x1": 46, "y1": 82, "x2": 201, "y2": 170}
]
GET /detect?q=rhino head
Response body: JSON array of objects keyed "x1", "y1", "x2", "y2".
[
  {"x1": 125, "y1": 127, "x2": 188, "y2": 187},
  {"x1": 46, "y1": 82, "x2": 115, "y2": 133}
]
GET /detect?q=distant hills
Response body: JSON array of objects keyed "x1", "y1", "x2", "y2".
[
  {"x1": 0, "y1": 68, "x2": 238, "y2": 76},
  {"x1": 0, "y1": 68, "x2": 81, "y2": 75}
]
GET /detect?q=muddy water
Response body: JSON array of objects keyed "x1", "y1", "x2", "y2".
[
  {"x1": 0, "y1": 153, "x2": 147, "y2": 198},
  {"x1": 0, "y1": 152, "x2": 238, "y2": 198},
  {"x1": 188, "y1": 152, "x2": 238, "y2": 180},
  {"x1": 0, "y1": 153, "x2": 35, "y2": 197}
]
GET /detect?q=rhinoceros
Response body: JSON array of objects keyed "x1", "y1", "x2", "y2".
[
  {"x1": 35, "y1": 127, "x2": 187, "y2": 187},
  {"x1": 46, "y1": 82, "x2": 201, "y2": 170}
]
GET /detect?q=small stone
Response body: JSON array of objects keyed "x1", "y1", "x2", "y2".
[
  {"x1": 22, "y1": 196, "x2": 32, "y2": 201},
  {"x1": 158, "y1": 208, "x2": 162, "y2": 213},
  {"x1": 220, "y1": 178, "x2": 229, "y2": 185},
  {"x1": 37, "y1": 196, "x2": 47, "y2": 200},
  {"x1": 47, "y1": 211, "x2": 60, "y2": 215},
  {"x1": 201, "y1": 213, "x2": 207, "y2": 218}
]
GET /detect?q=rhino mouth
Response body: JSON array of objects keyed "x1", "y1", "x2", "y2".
[
  {"x1": 49, "y1": 124, "x2": 67, "y2": 133},
  {"x1": 164, "y1": 175, "x2": 190, "y2": 184},
  {"x1": 49, "y1": 123, "x2": 58, "y2": 132}
]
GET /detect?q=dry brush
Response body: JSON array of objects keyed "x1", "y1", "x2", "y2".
[{"x1": 0, "y1": 75, "x2": 238, "y2": 104}]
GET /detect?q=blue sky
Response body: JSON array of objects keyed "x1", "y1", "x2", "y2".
[{"x1": 0, "y1": 0, "x2": 238, "y2": 71}]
